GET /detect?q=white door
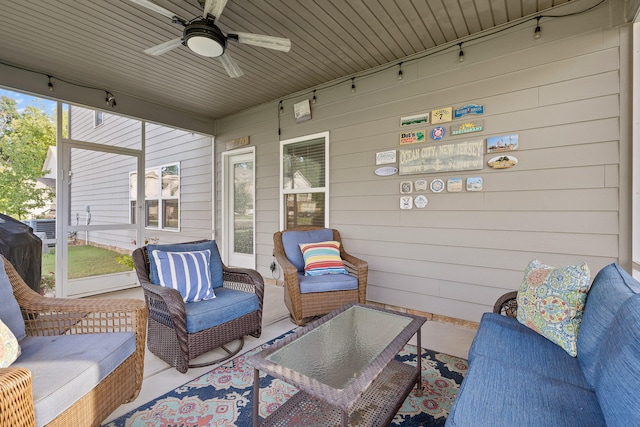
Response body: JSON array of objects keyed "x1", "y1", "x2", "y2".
[{"x1": 223, "y1": 149, "x2": 255, "y2": 268}]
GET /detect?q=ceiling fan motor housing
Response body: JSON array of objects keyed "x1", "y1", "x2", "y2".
[{"x1": 184, "y1": 19, "x2": 227, "y2": 57}]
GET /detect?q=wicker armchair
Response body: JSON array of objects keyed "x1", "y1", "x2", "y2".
[
  {"x1": 493, "y1": 290, "x2": 518, "y2": 318},
  {"x1": 0, "y1": 255, "x2": 147, "y2": 427},
  {"x1": 273, "y1": 226, "x2": 368, "y2": 326},
  {"x1": 133, "y1": 242, "x2": 264, "y2": 373}
]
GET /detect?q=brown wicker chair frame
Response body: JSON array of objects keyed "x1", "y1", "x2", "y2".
[
  {"x1": 273, "y1": 226, "x2": 368, "y2": 326},
  {"x1": 0, "y1": 255, "x2": 147, "y2": 427},
  {"x1": 493, "y1": 290, "x2": 518, "y2": 318},
  {"x1": 133, "y1": 243, "x2": 264, "y2": 373}
]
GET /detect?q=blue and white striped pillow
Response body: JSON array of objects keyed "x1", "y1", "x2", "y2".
[{"x1": 151, "y1": 249, "x2": 216, "y2": 302}]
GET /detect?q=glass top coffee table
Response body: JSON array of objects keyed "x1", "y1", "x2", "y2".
[{"x1": 246, "y1": 303, "x2": 426, "y2": 427}]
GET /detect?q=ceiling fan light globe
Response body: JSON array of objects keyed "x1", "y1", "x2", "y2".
[
  {"x1": 187, "y1": 36, "x2": 224, "y2": 57},
  {"x1": 184, "y1": 20, "x2": 226, "y2": 57}
]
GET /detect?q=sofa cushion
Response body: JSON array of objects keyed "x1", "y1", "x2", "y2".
[
  {"x1": 577, "y1": 264, "x2": 640, "y2": 388},
  {"x1": 446, "y1": 354, "x2": 606, "y2": 427},
  {"x1": 299, "y1": 240, "x2": 348, "y2": 276},
  {"x1": 0, "y1": 318, "x2": 20, "y2": 367},
  {"x1": 151, "y1": 249, "x2": 215, "y2": 302},
  {"x1": 12, "y1": 332, "x2": 135, "y2": 427},
  {"x1": 298, "y1": 272, "x2": 358, "y2": 294},
  {"x1": 592, "y1": 294, "x2": 640, "y2": 427},
  {"x1": 148, "y1": 240, "x2": 224, "y2": 289},
  {"x1": 468, "y1": 313, "x2": 591, "y2": 389},
  {"x1": 281, "y1": 228, "x2": 334, "y2": 272},
  {"x1": 184, "y1": 287, "x2": 259, "y2": 333},
  {"x1": 516, "y1": 259, "x2": 590, "y2": 356},
  {"x1": 0, "y1": 257, "x2": 26, "y2": 341}
]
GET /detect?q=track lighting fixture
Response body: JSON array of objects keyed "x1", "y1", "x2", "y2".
[
  {"x1": 47, "y1": 75, "x2": 54, "y2": 92},
  {"x1": 458, "y1": 43, "x2": 465, "y2": 62},
  {"x1": 105, "y1": 91, "x2": 116, "y2": 107},
  {"x1": 398, "y1": 62, "x2": 403, "y2": 80},
  {"x1": 534, "y1": 17, "x2": 541, "y2": 39},
  {"x1": 312, "y1": 90, "x2": 317, "y2": 104},
  {"x1": 351, "y1": 77, "x2": 356, "y2": 93}
]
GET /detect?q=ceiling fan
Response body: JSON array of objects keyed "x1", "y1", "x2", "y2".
[{"x1": 130, "y1": 0, "x2": 291, "y2": 78}]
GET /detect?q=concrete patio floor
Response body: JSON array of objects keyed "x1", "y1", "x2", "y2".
[{"x1": 102, "y1": 282, "x2": 477, "y2": 424}]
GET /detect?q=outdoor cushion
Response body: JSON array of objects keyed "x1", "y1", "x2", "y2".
[
  {"x1": 151, "y1": 249, "x2": 215, "y2": 302},
  {"x1": 516, "y1": 259, "x2": 590, "y2": 356},
  {"x1": 12, "y1": 332, "x2": 135, "y2": 427},
  {"x1": 577, "y1": 263, "x2": 640, "y2": 388},
  {"x1": 281, "y1": 228, "x2": 334, "y2": 272},
  {"x1": 0, "y1": 318, "x2": 20, "y2": 367},
  {"x1": 298, "y1": 272, "x2": 358, "y2": 294},
  {"x1": 0, "y1": 256, "x2": 26, "y2": 341},
  {"x1": 299, "y1": 240, "x2": 347, "y2": 276},
  {"x1": 592, "y1": 294, "x2": 640, "y2": 427},
  {"x1": 184, "y1": 287, "x2": 259, "y2": 333},
  {"x1": 447, "y1": 354, "x2": 606, "y2": 427},
  {"x1": 148, "y1": 240, "x2": 224, "y2": 289},
  {"x1": 468, "y1": 313, "x2": 590, "y2": 389}
]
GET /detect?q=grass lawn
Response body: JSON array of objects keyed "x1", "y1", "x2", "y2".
[{"x1": 42, "y1": 245, "x2": 132, "y2": 279}]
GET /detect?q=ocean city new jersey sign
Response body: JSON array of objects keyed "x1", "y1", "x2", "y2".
[
  {"x1": 399, "y1": 140, "x2": 484, "y2": 175},
  {"x1": 453, "y1": 104, "x2": 484, "y2": 119}
]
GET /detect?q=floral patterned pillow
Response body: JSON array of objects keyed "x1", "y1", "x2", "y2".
[
  {"x1": 516, "y1": 259, "x2": 590, "y2": 356},
  {"x1": 0, "y1": 319, "x2": 21, "y2": 368}
]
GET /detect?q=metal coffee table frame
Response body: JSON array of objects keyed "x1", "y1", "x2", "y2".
[{"x1": 247, "y1": 303, "x2": 426, "y2": 426}]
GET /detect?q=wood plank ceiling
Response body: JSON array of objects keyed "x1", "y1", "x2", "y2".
[{"x1": 0, "y1": 0, "x2": 576, "y2": 120}]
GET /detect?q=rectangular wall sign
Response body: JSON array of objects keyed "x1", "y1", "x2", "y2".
[
  {"x1": 400, "y1": 113, "x2": 429, "y2": 127},
  {"x1": 400, "y1": 130, "x2": 426, "y2": 145},
  {"x1": 454, "y1": 104, "x2": 484, "y2": 119},
  {"x1": 226, "y1": 136, "x2": 250, "y2": 150},
  {"x1": 399, "y1": 140, "x2": 484, "y2": 175},
  {"x1": 376, "y1": 150, "x2": 397, "y2": 165},
  {"x1": 451, "y1": 120, "x2": 484, "y2": 135},
  {"x1": 431, "y1": 107, "x2": 453, "y2": 124}
]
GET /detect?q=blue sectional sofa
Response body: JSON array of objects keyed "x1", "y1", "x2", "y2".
[{"x1": 446, "y1": 263, "x2": 640, "y2": 427}]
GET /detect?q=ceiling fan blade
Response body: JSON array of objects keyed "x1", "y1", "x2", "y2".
[
  {"x1": 129, "y1": 0, "x2": 177, "y2": 20},
  {"x1": 202, "y1": 0, "x2": 215, "y2": 18},
  {"x1": 144, "y1": 37, "x2": 183, "y2": 55},
  {"x1": 210, "y1": 0, "x2": 229, "y2": 19},
  {"x1": 219, "y1": 52, "x2": 244, "y2": 78},
  {"x1": 229, "y1": 32, "x2": 291, "y2": 52}
]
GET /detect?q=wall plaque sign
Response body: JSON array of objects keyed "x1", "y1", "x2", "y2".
[
  {"x1": 399, "y1": 140, "x2": 484, "y2": 175},
  {"x1": 414, "y1": 179, "x2": 428, "y2": 191},
  {"x1": 400, "y1": 181, "x2": 413, "y2": 194},
  {"x1": 400, "y1": 196, "x2": 413, "y2": 209},
  {"x1": 451, "y1": 120, "x2": 484, "y2": 135},
  {"x1": 467, "y1": 176, "x2": 483, "y2": 191},
  {"x1": 431, "y1": 126, "x2": 446, "y2": 140},
  {"x1": 414, "y1": 195, "x2": 428, "y2": 208},
  {"x1": 487, "y1": 134, "x2": 518, "y2": 153},
  {"x1": 430, "y1": 178, "x2": 445, "y2": 193},
  {"x1": 225, "y1": 136, "x2": 250, "y2": 150},
  {"x1": 488, "y1": 155, "x2": 518, "y2": 169},
  {"x1": 400, "y1": 130, "x2": 426, "y2": 145},
  {"x1": 431, "y1": 107, "x2": 453, "y2": 124},
  {"x1": 454, "y1": 104, "x2": 484, "y2": 119},
  {"x1": 400, "y1": 113, "x2": 429, "y2": 127},
  {"x1": 447, "y1": 178, "x2": 463, "y2": 192},
  {"x1": 374, "y1": 166, "x2": 399, "y2": 176},
  {"x1": 376, "y1": 150, "x2": 397, "y2": 165}
]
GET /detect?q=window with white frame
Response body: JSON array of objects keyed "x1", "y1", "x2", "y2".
[
  {"x1": 130, "y1": 163, "x2": 180, "y2": 230},
  {"x1": 93, "y1": 111, "x2": 104, "y2": 127},
  {"x1": 281, "y1": 133, "x2": 328, "y2": 229}
]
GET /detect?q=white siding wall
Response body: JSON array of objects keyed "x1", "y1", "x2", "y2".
[{"x1": 214, "y1": 7, "x2": 632, "y2": 322}]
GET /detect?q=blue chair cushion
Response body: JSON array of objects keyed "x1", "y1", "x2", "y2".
[
  {"x1": 150, "y1": 249, "x2": 215, "y2": 302},
  {"x1": 577, "y1": 264, "x2": 640, "y2": 388},
  {"x1": 148, "y1": 240, "x2": 224, "y2": 289},
  {"x1": 447, "y1": 354, "x2": 606, "y2": 427},
  {"x1": 468, "y1": 313, "x2": 591, "y2": 389},
  {"x1": 12, "y1": 332, "x2": 135, "y2": 427},
  {"x1": 184, "y1": 287, "x2": 259, "y2": 333},
  {"x1": 593, "y1": 294, "x2": 640, "y2": 427},
  {"x1": 0, "y1": 257, "x2": 26, "y2": 341},
  {"x1": 281, "y1": 229, "x2": 334, "y2": 272},
  {"x1": 298, "y1": 272, "x2": 358, "y2": 294}
]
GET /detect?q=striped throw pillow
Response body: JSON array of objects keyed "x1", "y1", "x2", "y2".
[
  {"x1": 151, "y1": 249, "x2": 216, "y2": 302},
  {"x1": 299, "y1": 241, "x2": 348, "y2": 276}
]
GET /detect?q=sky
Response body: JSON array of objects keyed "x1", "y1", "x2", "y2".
[{"x1": 0, "y1": 88, "x2": 57, "y2": 117}]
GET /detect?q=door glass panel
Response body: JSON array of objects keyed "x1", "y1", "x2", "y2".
[{"x1": 233, "y1": 161, "x2": 254, "y2": 254}]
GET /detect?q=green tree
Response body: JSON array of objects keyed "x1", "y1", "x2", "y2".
[{"x1": 0, "y1": 97, "x2": 56, "y2": 219}]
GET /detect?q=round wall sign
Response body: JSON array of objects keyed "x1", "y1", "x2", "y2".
[
  {"x1": 430, "y1": 178, "x2": 445, "y2": 193},
  {"x1": 414, "y1": 195, "x2": 428, "y2": 208},
  {"x1": 431, "y1": 126, "x2": 446, "y2": 140}
]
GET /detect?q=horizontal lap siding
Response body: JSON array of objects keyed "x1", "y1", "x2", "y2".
[{"x1": 215, "y1": 6, "x2": 628, "y2": 322}]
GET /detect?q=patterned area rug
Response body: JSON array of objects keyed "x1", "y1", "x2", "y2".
[{"x1": 104, "y1": 331, "x2": 468, "y2": 427}]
